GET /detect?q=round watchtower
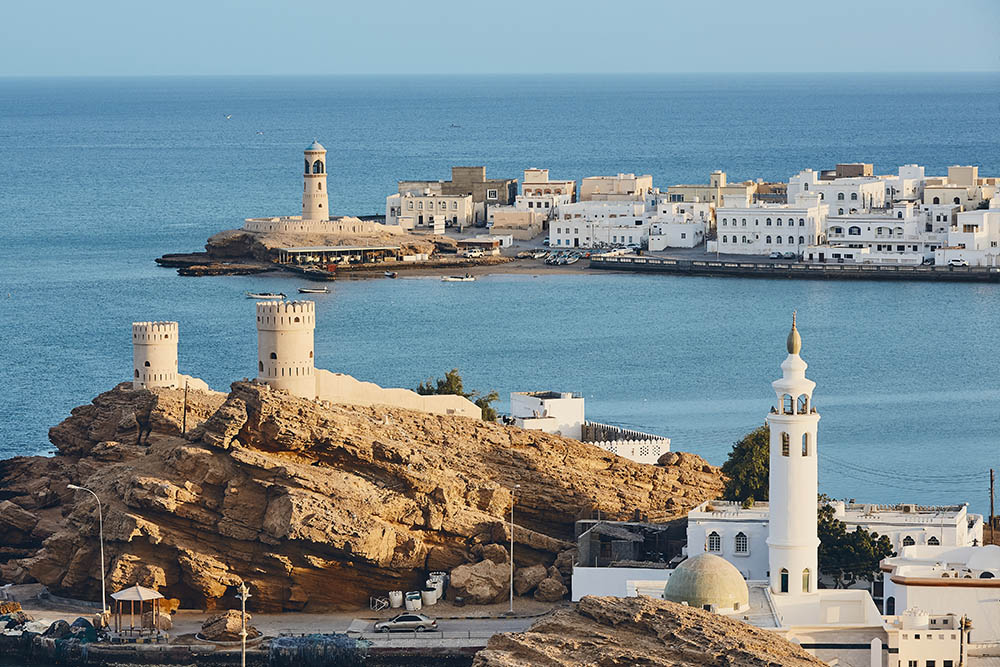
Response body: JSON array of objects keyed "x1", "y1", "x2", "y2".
[
  {"x1": 132, "y1": 321, "x2": 179, "y2": 389},
  {"x1": 256, "y1": 300, "x2": 316, "y2": 399},
  {"x1": 302, "y1": 140, "x2": 329, "y2": 221}
]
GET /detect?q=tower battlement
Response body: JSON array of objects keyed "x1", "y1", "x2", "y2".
[
  {"x1": 256, "y1": 301, "x2": 315, "y2": 330},
  {"x1": 256, "y1": 300, "x2": 316, "y2": 398},
  {"x1": 132, "y1": 321, "x2": 179, "y2": 342}
]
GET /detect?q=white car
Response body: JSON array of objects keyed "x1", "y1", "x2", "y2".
[
  {"x1": 948, "y1": 258, "x2": 969, "y2": 267},
  {"x1": 374, "y1": 613, "x2": 438, "y2": 632},
  {"x1": 769, "y1": 251, "x2": 782, "y2": 259}
]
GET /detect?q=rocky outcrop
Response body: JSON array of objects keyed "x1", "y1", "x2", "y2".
[
  {"x1": 0, "y1": 381, "x2": 722, "y2": 611},
  {"x1": 448, "y1": 560, "x2": 510, "y2": 605},
  {"x1": 201, "y1": 610, "x2": 258, "y2": 641},
  {"x1": 512, "y1": 564, "x2": 547, "y2": 596},
  {"x1": 473, "y1": 596, "x2": 826, "y2": 667}
]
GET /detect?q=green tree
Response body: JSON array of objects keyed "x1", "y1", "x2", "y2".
[
  {"x1": 416, "y1": 368, "x2": 499, "y2": 421},
  {"x1": 721, "y1": 425, "x2": 770, "y2": 502},
  {"x1": 817, "y1": 504, "x2": 895, "y2": 588}
]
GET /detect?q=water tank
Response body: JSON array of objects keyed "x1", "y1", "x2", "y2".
[{"x1": 388, "y1": 591, "x2": 403, "y2": 608}]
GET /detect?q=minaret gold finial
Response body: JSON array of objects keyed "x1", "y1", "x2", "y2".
[{"x1": 786, "y1": 310, "x2": 802, "y2": 355}]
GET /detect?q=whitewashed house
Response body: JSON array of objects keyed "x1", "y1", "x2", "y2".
[
  {"x1": 549, "y1": 200, "x2": 650, "y2": 248},
  {"x1": 646, "y1": 201, "x2": 712, "y2": 250},
  {"x1": 715, "y1": 193, "x2": 827, "y2": 256}
]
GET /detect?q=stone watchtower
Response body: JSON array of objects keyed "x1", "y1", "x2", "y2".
[
  {"x1": 256, "y1": 301, "x2": 316, "y2": 399},
  {"x1": 765, "y1": 313, "x2": 821, "y2": 599},
  {"x1": 302, "y1": 140, "x2": 329, "y2": 221},
  {"x1": 132, "y1": 321, "x2": 179, "y2": 389}
]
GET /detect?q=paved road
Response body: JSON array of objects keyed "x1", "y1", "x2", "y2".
[{"x1": 351, "y1": 616, "x2": 534, "y2": 635}]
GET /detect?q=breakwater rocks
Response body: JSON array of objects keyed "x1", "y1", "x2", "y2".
[
  {"x1": 473, "y1": 595, "x2": 826, "y2": 666},
  {"x1": 0, "y1": 382, "x2": 722, "y2": 612}
]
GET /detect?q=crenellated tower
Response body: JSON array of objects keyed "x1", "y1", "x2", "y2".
[
  {"x1": 132, "y1": 321, "x2": 179, "y2": 389},
  {"x1": 765, "y1": 312, "x2": 820, "y2": 598},
  {"x1": 302, "y1": 140, "x2": 329, "y2": 220},
  {"x1": 256, "y1": 300, "x2": 316, "y2": 399}
]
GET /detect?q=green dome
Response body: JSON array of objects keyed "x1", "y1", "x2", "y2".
[{"x1": 664, "y1": 553, "x2": 749, "y2": 611}]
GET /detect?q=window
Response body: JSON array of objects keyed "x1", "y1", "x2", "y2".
[
  {"x1": 783, "y1": 394, "x2": 793, "y2": 413},
  {"x1": 766, "y1": 218, "x2": 772, "y2": 226},
  {"x1": 802, "y1": 568, "x2": 810, "y2": 592},
  {"x1": 452, "y1": 201, "x2": 458, "y2": 210},
  {"x1": 270, "y1": 352, "x2": 277, "y2": 360},
  {"x1": 780, "y1": 569, "x2": 789, "y2": 593},
  {"x1": 134, "y1": 369, "x2": 139, "y2": 378},
  {"x1": 317, "y1": 182, "x2": 322, "y2": 191},
  {"x1": 851, "y1": 192, "x2": 858, "y2": 201},
  {"x1": 742, "y1": 218, "x2": 747, "y2": 226},
  {"x1": 407, "y1": 201, "x2": 413, "y2": 210},
  {"x1": 954, "y1": 197, "x2": 961, "y2": 205},
  {"x1": 848, "y1": 226, "x2": 861, "y2": 236},
  {"x1": 928, "y1": 536, "x2": 939, "y2": 545},
  {"x1": 144, "y1": 361, "x2": 150, "y2": 367},
  {"x1": 735, "y1": 532, "x2": 748, "y2": 554},
  {"x1": 781, "y1": 432, "x2": 790, "y2": 457},
  {"x1": 803, "y1": 183, "x2": 809, "y2": 191},
  {"x1": 838, "y1": 208, "x2": 844, "y2": 215},
  {"x1": 799, "y1": 218, "x2": 805, "y2": 226},
  {"x1": 722, "y1": 235, "x2": 727, "y2": 243},
  {"x1": 788, "y1": 236, "x2": 794, "y2": 244},
  {"x1": 837, "y1": 192, "x2": 845, "y2": 200},
  {"x1": 902, "y1": 535, "x2": 915, "y2": 547},
  {"x1": 802, "y1": 433, "x2": 811, "y2": 456},
  {"x1": 312, "y1": 159, "x2": 324, "y2": 174},
  {"x1": 886, "y1": 596, "x2": 896, "y2": 615},
  {"x1": 776, "y1": 236, "x2": 782, "y2": 244},
  {"x1": 933, "y1": 196, "x2": 940, "y2": 204},
  {"x1": 487, "y1": 189, "x2": 498, "y2": 200},
  {"x1": 707, "y1": 531, "x2": 721, "y2": 552},
  {"x1": 799, "y1": 236, "x2": 805, "y2": 244},
  {"x1": 777, "y1": 218, "x2": 783, "y2": 226},
  {"x1": 766, "y1": 235, "x2": 772, "y2": 243}
]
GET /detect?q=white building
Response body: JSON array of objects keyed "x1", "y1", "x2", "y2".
[
  {"x1": 807, "y1": 202, "x2": 943, "y2": 265},
  {"x1": 510, "y1": 391, "x2": 584, "y2": 439},
  {"x1": 549, "y1": 200, "x2": 650, "y2": 248},
  {"x1": 882, "y1": 545, "x2": 1000, "y2": 643},
  {"x1": 580, "y1": 173, "x2": 653, "y2": 201},
  {"x1": 687, "y1": 500, "x2": 983, "y2": 582},
  {"x1": 518, "y1": 168, "x2": 575, "y2": 219},
  {"x1": 879, "y1": 164, "x2": 926, "y2": 203},
  {"x1": 385, "y1": 191, "x2": 474, "y2": 231},
  {"x1": 788, "y1": 168, "x2": 887, "y2": 212},
  {"x1": 715, "y1": 193, "x2": 827, "y2": 256},
  {"x1": 934, "y1": 203, "x2": 1000, "y2": 267},
  {"x1": 646, "y1": 201, "x2": 712, "y2": 250}
]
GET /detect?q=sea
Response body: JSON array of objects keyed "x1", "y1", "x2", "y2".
[{"x1": 1, "y1": 73, "x2": 998, "y2": 514}]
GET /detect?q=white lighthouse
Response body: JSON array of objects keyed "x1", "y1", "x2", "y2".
[
  {"x1": 765, "y1": 313, "x2": 820, "y2": 598},
  {"x1": 132, "y1": 321, "x2": 179, "y2": 389},
  {"x1": 256, "y1": 300, "x2": 316, "y2": 399},
  {"x1": 302, "y1": 140, "x2": 329, "y2": 220}
]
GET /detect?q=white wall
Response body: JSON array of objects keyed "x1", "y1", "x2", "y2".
[
  {"x1": 883, "y1": 580, "x2": 1000, "y2": 643},
  {"x1": 510, "y1": 392, "x2": 584, "y2": 439},
  {"x1": 687, "y1": 519, "x2": 769, "y2": 580},
  {"x1": 571, "y1": 567, "x2": 670, "y2": 601}
]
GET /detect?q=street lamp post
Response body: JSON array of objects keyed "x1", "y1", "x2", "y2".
[
  {"x1": 509, "y1": 483, "x2": 520, "y2": 615},
  {"x1": 67, "y1": 484, "x2": 107, "y2": 614},
  {"x1": 236, "y1": 583, "x2": 251, "y2": 667}
]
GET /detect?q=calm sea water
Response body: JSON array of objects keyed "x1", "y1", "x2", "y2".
[{"x1": 1, "y1": 74, "x2": 998, "y2": 513}]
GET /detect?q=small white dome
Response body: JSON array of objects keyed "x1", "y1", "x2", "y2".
[
  {"x1": 306, "y1": 140, "x2": 325, "y2": 152},
  {"x1": 664, "y1": 553, "x2": 749, "y2": 611}
]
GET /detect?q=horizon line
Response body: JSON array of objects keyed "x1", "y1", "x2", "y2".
[{"x1": 1, "y1": 70, "x2": 999, "y2": 79}]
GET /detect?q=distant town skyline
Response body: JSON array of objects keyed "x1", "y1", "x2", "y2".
[{"x1": 3, "y1": 0, "x2": 999, "y2": 77}]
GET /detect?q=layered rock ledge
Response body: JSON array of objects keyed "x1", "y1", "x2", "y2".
[{"x1": 0, "y1": 381, "x2": 722, "y2": 611}]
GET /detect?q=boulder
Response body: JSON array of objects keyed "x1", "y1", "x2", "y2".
[
  {"x1": 513, "y1": 564, "x2": 547, "y2": 596},
  {"x1": 201, "y1": 609, "x2": 259, "y2": 641},
  {"x1": 449, "y1": 560, "x2": 510, "y2": 605},
  {"x1": 475, "y1": 543, "x2": 509, "y2": 565},
  {"x1": 142, "y1": 610, "x2": 173, "y2": 631},
  {"x1": 552, "y1": 549, "x2": 576, "y2": 580},
  {"x1": 69, "y1": 617, "x2": 97, "y2": 643},
  {"x1": 42, "y1": 619, "x2": 71, "y2": 638},
  {"x1": 533, "y1": 576, "x2": 568, "y2": 602},
  {"x1": 0, "y1": 602, "x2": 22, "y2": 615}
]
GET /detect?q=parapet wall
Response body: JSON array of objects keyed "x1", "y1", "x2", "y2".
[
  {"x1": 256, "y1": 301, "x2": 315, "y2": 330},
  {"x1": 243, "y1": 216, "x2": 386, "y2": 235},
  {"x1": 582, "y1": 421, "x2": 670, "y2": 465},
  {"x1": 316, "y1": 370, "x2": 481, "y2": 419},
  {"x1": 132, "y1": 321, "x2": 179, "y2": 343}
]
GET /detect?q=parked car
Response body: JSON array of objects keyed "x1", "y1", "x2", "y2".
[
  {"x1": 922, "y1": 257, "x2": 935, "y2": 266},
  {"x1": 542, "y1": 239, "x2": 550, "y2": 246},
  {"x1": 768, "y1": 251, "x2": 782, "y2": 259},
  {"x1": 461, "y1": 249, "x2": 484, "y2": 258},
  {"x1": 374, "y1": 613, "x2": 438, "y2": 633},
  {"x1": 782, "y1": 252, "x2": 797, "y2": 259},
  {"x1": 948, "y1": 258, "x2": 969, "y2": 267}
]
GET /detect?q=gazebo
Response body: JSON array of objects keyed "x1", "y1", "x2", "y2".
[{"x1": 110, "y1": 584, "x2": 164, "y2": 636}]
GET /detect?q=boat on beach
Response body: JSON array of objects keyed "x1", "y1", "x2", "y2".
[
  {"x1": 384, "y1": 271, "x2": 398, "y2": 279},
  {"x1": 297, "y1": 286, "x2": 330, "y2": 294},
  {"x1": 247, "y1": 292, "x2": 286, "y2": 299},
  {"x1": 441, "y1": 274, "x2": 475, "y2": 282}
]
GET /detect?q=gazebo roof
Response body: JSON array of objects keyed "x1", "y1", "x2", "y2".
[{"x1": 111, "y1": 584, "x2": 164, "y2": 601}]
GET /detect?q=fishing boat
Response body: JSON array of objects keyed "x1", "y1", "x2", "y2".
[
  {"x1": 384, "y1": 271, "x2": 398, "y2": 279},
  {"x1": 531, "y1": 250, "x2": 548, "y2": 259},
  {"x1": 297, "y1": 286, "x2": 330, "y2": 294},
  {"x1": 565, "y1": 255, "x2": 580, "y2": 265},
  {"x1": 441, "y1": 274, "x2": 475, "y2": 282},
  {"x1": 247, "y1": 292, "x2": 286, "y2": 299}
]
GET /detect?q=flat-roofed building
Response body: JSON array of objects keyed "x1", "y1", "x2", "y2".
[
  {"x1": 666, "y1": 171, "x2": 757, "y2": 208},
  {"x1": 715, "y1": 193, "x2": 827, "y2": 256},
  {"x1": 399, "y1": 166, "x2": 517, "y2": 225},
  {"x1": 580, "y1": 173, "x2": 653, "y2": 201},
  {"x1": 788, "y1": 169, "x2": 887, "y2": 212},
  {"x1": 385, "y1": 191, "x2": 474, "y2": 231},
  {"x1": 488, "y1": 206, "x2": 546, "y2": 240}
]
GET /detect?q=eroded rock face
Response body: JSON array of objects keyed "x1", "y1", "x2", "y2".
[
  {"x1": 513, "y1": 564, "x2": 547, "y2": 596},
  {"x1": 449, "y1": 559, "x2": 510, "y2": 605},
  {"x1": 0, "y1": 381, "x2": 723, "y2": 611},
  {"x1": 473, "y1": 596, "x2": 827, "y2": 667}
]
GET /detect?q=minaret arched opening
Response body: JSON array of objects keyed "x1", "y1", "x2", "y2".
[
  {"x1": 781, "y1": 432, "x2": 790, "y2": 457},
  {"x1": 802, "y1": 568, "x2": 811, "y2": 592},
  {"x1": 312, "y1": 160, "x2": 324, "y2": 174},
  {"x1": 802, "y1": 433, "x2": 810, "y2": 456},
  {"x1": 780, "y1": 569, "x2": 789, "y2": 593}
]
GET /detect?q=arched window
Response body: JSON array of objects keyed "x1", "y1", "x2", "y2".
[
  {"x1": 722, "y1": 235, "x2": 727, "y2": 243},
  {"x1": 742, "y1": 218, "x2": 747, "y2": 226},
  {"x1": 797, "y1": 394, "x2": 808, "y2": 413},
  {"x1": 803, "y1": 183, "x2": 809, "y2": 191},
  {"x1": 788, "y1": 236, "x2": 794, "y2": 244},
  {"x1": 707, "y1": 531, "x2": 721, "y2": 552},
  {"x1": 848, "y1": 226, "x2": 861, "y2": 236},
  {"x1": 781, "y1": 432, "x2": 790, "y2": 457},
  {"x1": 780, "y1": 569, "x2": 789, "y2": 593},
  {"x1": 837, "y1": 192, "x2": 845, "y2": 201},
  {"x1": 309, "y1": 350, "x2": 313, "y2": 358},
  {"x1": 270, "y1": 352, "x2": 277, "y2": 359},
  {"x1": 304, "y1": 158, "x2": 309, "y2": 173},
  {"x1": 802, "y1": 432, "x2": 810, "y2": 456},
  {"x1": 742, "y1": 236, "x2": 747, "y2": 243},
  {"x1": 954, "y1": 197, "x2": 961, "y2": 205},
  {"x1": 312, "y1": 160, "x2": 324, "y2": 174},
  {"x1": 134, "y1": 369, "x2": 139, "y2": 378},
  {"x1": 735, "y1": 532, "x2": 748, "y2": 554},
  {"x1": 851, "y1": 192, "x2": 858, "y2": 201},
  {"x1": 799, "y1": 218, "x2": 805, "y2": 226},
  {"x1": 981, "y1": 571, "x2": 995, "y2": 579},
  {"x1": 294, "y1": 317, "x2": 300, "y2": 323},
  {"x1": 722, "y1": 218, "x2": 728, "y2": 225},
  {"x1": 766, "y1": 218, "x2": 772, "y2": 226},
  {"x1": 766, "y1": 235, "x2": 772, "y2": 243},
  {"x1": 885, "y1": 596, "x2": 895, "y2": 615},
  {"x1": 318, "y1": 182, "x2": 322, "y2": 191},
  {"x1": 783, "y1": 394, "x2": 793, "y2": 413},
  {"x1": 144, "y1": 361, "x2": 150, "y2": 367},
  {"x1": 933, "y1": 196, "x2": 940, "y2": 204},
  {"x1": 776, "y1": 236, "x2": 782, "y2": 244},
  {"x1": 798, "y1": 236, "x2": 805, "y2": 245},
  {"x1": 897, "y1": 211, "x2": 903, "y2": 219},
  {"x1": 819, "y1": 192, "x2": 824, "y2": 200},
  {"x1": 258, "y1": 361, "x2": 263, "y2": 372},
  {"x1": 838, "y1": 208, "x2": 844, "y2": 215},
  {"x1": 802, "y1": 568, "x2": 811, "y2": 592},
  {"x1": 902, "y1": 535, "x2": 915, "y2": 547},
  {"x1": 928, "y1": 536, "x2": 939, "y2": 546},
  {"x1": 777, "y1": 218, "x2": 783, "y2": 226}
]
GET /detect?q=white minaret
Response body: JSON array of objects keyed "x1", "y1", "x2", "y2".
[
  {"x1": 256, "y1": 300, "x2": 316, "y2": 399},
  {"x1": 302, "y1": 140, "x2": 329, "y2": 220},
  {"x1": 765, "y1": 312, "x2": 820, "y2": 598},
  {"x1": 132, "y1": 321, "x2": 179, "y2": 389}
]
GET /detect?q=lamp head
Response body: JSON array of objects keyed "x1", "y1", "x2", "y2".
[{"x1": 67, "y1": 484, "x2": 82, "y2": 491}]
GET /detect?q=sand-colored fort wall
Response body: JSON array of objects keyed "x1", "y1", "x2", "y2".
[{"x1": 317, "y1": 369, "x2": 481, "y2": 419}]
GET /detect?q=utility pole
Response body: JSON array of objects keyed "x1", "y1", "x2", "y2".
[
  {"x1": 236, "y1": 583, "x2": 251, "y2": 667},
  {"x1": 990, "y1": 468, "x2": 995, "y2": 545},
  {"x1": 182, "y1": 381, "x2": 189, "y2": 435},
  {"x1": 67, "y1": 485, "x2": 107, "y2": 615},
  {"x1": 508, "y1": 484, "x2": 519, "y2": 616}
]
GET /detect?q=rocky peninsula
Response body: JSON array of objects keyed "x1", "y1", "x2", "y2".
[{"x1": 0, "y1": 381, "x2": 723, "y2": 612}]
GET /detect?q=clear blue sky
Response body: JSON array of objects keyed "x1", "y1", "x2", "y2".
[{"x1": 4, "y1": 0, "x2": 999, "y2": 76}]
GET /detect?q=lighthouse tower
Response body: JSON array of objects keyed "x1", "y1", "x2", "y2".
[
  {"x1": 302, "y1": 140, "x2": 329, "y2": 221},
  {"x1": 256, "y1": 300, "x2": 316, "y2": 399},
  {"x1": 765, "y1": 313, "x2": 820, "y2": 598},
  {"x1": 132, "y1": 321, "x2": 179, "y2": 389}
]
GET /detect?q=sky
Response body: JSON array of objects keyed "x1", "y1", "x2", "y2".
[{"x1": 3, "y1": 0, "x2": 999, "y2": 76}]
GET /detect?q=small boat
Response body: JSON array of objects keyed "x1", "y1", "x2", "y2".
[
  {"x1": 441, "y1": 274, "x2": 475, "y2": 282},
  {"x1": 565, "y1": 255, "x2": 580, "y2": 265},
  {"x1": 532, "y1": 251, "x2": 548, "y2": 259},
  {"x1": 516, "y1": 251, "x2": 533, "y2": 259},
  {"x1": 384, "y1": 271, "x2": 398, "y2": 279},
  {"x1": 247, "y1": 292, "x2": 286, "y2": 299},
  {"x1": 297, "y1": 286, "x2": 330, "y2": 294}
]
